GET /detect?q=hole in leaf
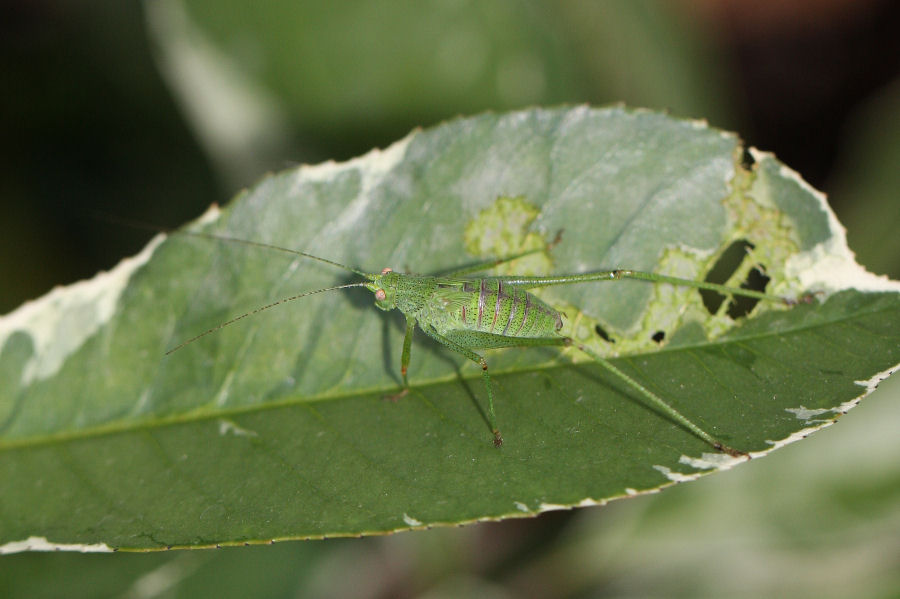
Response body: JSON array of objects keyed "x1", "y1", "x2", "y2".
[
  {"x1": 595, "y1": 324, "x2": 614, "y2": 343},
  {"x1": 700, "y1": 239, "x2": 768, "y2": 317},
  {"x1": 701, "y1": 240, "x2": 753, "y2": 313},
  {"x1": 727, "y1": 267, "x2": 770, "y2": 319},
  {"x1": 740, "y1": 146, "x2": 756, "y2": 170},
  {"x1": 651, "y1": 331, "x2": 665, "y2": 344}
]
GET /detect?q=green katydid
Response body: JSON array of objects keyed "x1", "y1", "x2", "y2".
[{"x1": 167, "y1": 229, "x2": 811, "y2": 456}]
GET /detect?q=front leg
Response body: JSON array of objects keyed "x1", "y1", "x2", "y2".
[
  {"x1": 385, "y1": 315, "x2": 416, "y2": 402},
  {"x1": 399, "y1": 315, "x2": 415, "y2": 388}
]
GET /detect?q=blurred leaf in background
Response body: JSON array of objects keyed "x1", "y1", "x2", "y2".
[
  {"x1": 828, "y1": 80, "x2": 900, "y2": 278},
  {"x1": 144, "y1": 0, "x2": 737, "y2": 170},
  {"x1": 1, "y1": 0, "x2": 897, "y2": 596}
]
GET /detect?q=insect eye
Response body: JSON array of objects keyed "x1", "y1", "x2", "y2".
[{"x1": 375, "y1": 289, "x2": 386, "y2": 301}]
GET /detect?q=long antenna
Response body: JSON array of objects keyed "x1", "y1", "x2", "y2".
[
  {"x1": 176, "y1": 230, "x2": 369, "y2": 277},
  {"x1": 166, "y1": 282, "x2": 369, "y2": 355},
  {"x1": 93, "y1": 211, "x2": 369, "y2": 277}
]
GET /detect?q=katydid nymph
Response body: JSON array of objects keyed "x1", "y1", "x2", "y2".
[{"x1": 168, "y1": 230, "x2": 811, "y2": 456}]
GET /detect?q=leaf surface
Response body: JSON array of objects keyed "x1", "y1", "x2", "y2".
[{"x1": 1, "y1": 107, "x2": 897, "y2": 551}]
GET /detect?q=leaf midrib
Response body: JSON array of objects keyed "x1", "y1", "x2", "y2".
[{"x1": 0, "y1": 290, "x2": 887, "y2": 451}]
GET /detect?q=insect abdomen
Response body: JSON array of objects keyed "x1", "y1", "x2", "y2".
[{"x1": 459, "y1": 279, "x2": 562, "y2": 338}]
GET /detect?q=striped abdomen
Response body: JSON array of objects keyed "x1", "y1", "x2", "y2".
[{"x1": 457, "y1": 279, "x2": 562, "y2": 338}]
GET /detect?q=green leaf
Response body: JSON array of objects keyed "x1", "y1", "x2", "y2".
[{"x1": 1, "y1": 106, "x2": 897, "y2": 552}]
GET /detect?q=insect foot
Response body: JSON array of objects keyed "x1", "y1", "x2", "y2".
[
  {"x1": 547, "y1": 229, "x2": 564, "y2": 251},
  {"x1": 784, "y1": 291, "x2": 820, "y2": 306},
  {"x1": 714, "y1": 442, "x2": 750, "y2": 458},
  {"x1": 383, "y1": 388, "x2": 409, "y2": 403}
]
